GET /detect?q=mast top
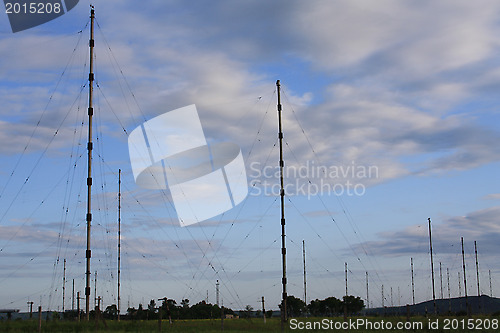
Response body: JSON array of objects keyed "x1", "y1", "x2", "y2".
[{"x1": 276, "y1": 80, "x2": 280, "y2": 86}]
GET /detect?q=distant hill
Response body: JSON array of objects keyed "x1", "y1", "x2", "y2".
[{"x1": 364, "y1": 295, "x2": 500, "y2": 316}]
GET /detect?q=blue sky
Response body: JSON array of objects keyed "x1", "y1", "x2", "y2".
[{"x1": 1, "y1": 0, "x2": 500, "y2": 313}]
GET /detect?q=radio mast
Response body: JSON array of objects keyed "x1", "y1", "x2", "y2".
[
  {"x1": 276, "y1": 80, "x2": 287, "y2": 331},
  {"x1": 85, "y1": 6, "x2": 95, "y2": 320}
]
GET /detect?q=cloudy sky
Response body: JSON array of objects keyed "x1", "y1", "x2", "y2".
[{"x1": 1, "y1": 0, "x2": 500, "y2": 313}]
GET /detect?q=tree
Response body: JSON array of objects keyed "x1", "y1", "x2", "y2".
[
  {"x1": 148, "y1": 299, "x2": 157, "y2": 319},
  {"x1": 137, "y1": 303, "x2": 147, "y2": 320},
  {"x1": 308, "y1": 299, "x2": 323, "y2": 316},
  {"x1": 103, "y1": 304, "x2": 118, "y2": 319},
  {"x1": 308, "y1": 297, "x2": 342, "y2": 316},
  {"x1": 190, "y1": 301, "x2": 215, "y2": 319},
  {"x1": 343, "y1": 295, "x2": 365, "y2": 314},
  {"x1": 159, "y1": 299, "x2": 177, "y2": 320},
  {"x1": 286, "y1": 295, "x2": 306, "y2": 317},
  {"x1": 181, "y1": 299, "x2": 190, "y2": 308},
  {"x1": 126, "y1": 307, "x2": 136, "y2": 319},
  {"x1": 324, "y1": 296, "x2": 343, "y2": 315},
  {"x1": 242, "y1": 305, "x2": 253, "y2": 318}
]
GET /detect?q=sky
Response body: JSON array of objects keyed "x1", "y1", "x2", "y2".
[{"x1": 1, "y1": 0, "x2": 500, "y2": 313}]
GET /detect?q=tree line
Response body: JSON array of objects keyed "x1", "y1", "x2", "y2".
[
  {"x1": 100, "y1": 294, "x2": 363, "y2": 320},
  {"x1": 101, "y1": 299, "x2": 235, "y2": 320},
  {"x1": 282, "y1": 295, "x2": 365, "y2": 318}
]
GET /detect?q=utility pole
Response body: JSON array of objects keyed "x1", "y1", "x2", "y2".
[
  {"x1": 85, "y1": 6, "x2": 95, "y2": 321},
  {"x1": 38, "y1": 306, "x2": 42, "y2": 333},
  {"x1": 428, "y1": 218, "x2": 437, "y2": 314},
  {"x1": 158, "y1": 304, "x2": 162, "y2": 333},
  {"x1": 461, "y1": 237, "x2": 469, "y2": 314},
  {"x1": 366, "y1": 272, "x2": 369, "y2": 309},
  {"x1": 474, "y1": 241, "x2": 480, "y2": 296},
  {"x1": 77, "y1": 291, "x2": 81, "y2": 322},
  {"x1": 216, "y1": 280, "x2": 220, "y2": 306},
  {"x1": 276, "y1": 80, "x2": 287, "y2": 331},
  {"x1": 390, "y1": 287, "x2": 393, "y2": 307},
  {"x1": 63, "y1": 259, "x2": 66, "y2": 313},
  {"x1": 221, "y1": 300, "x2": 224, "y2": 331},
  {"x1": 411, "y1": 258, "x2": 415, "y2": 305},
  {"x1": 96, "y1": 296, "x2": 101, "y2": 315},
  {"x1": 117, "y1": 169, "x2": 121, "y2": 321},
  {"x1": 302, "y1": 240, "x2": 307, "y2": 305},
  {"x1": 27, "y1": 301, "x2": 33, "y2": 319},
  {"x1": 72, "y1": 279, "x2": 75, "y2": 311},
  {"x1": 95, "y1": 296, "x2": 102, "y2": 328},
  {"x1": 262, "y1": 296, "x2": 266, "y2": 323},
  {"x1": 158, "y1": 297, "x2": 172, "y2": 325}
]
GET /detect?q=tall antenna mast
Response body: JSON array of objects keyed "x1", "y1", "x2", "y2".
[
  {"x1": 440, "y1": 262, "x2": 443, "y2": 299},
  {"x1": 458, "y1": 271, "x2": 462, "y2": 297},
  {"x1": 276, "y1": 80, "x2": 287, "y2": 330},
  {"x1": 85, "y1": 6, "x2": 95, "y2": 321},
  {"x1": 117, "y1": 169, "x2": 121, "y2": 321},
  {"x1": 94, "y1": 271, "x2": 97, "y2": 309},
  {"x1": 366, "y1": 272, "x2": 369, "y2": 309},
  {"x1": 489, "y1": 270, "x2": 493, "y2": 297},
  {"x1": 302, "y1": 240, "x2": 306, "y2": 305},
  {"x1": 461, "y1": 237, "x2": 469, "y2": 313},
  {"x1": 381, "y1": 284, "x2": 384, "y2": 307},
  {"x1": 447, "y1": 267, "x2": 451, "y2": 313},
  {"x1": 344, "y1": 262, "x2": 348, "y2": 320},
  {"x1": 72, "y1": 279, "x2": 75, "y2": 311},
  {"x1": 63, "y1": 259, "x2": 66, "y2": 312},
  {"x1": 428, "y1": 218, "x2": 436, "y2": 314},
  {"x1": 474, "y1": 241, "x2": 480, "y2": 296},
  {"x1": 216, "y1": 280, "x2": 220, "y2": 307},
  {"x1": 345, "y1": 262, "x2": 348, "y2": 297},
  {"x1": 411, "y1": 257, "x2": 415, "y2": 305}
]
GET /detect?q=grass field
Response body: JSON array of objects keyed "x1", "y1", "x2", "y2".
[{"x1": 1, "y1": 315, "x2": 500, "y2": 332}]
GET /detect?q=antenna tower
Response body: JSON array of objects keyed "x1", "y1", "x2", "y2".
[
  {"x1": 428, "y1": 218, "x2": 436, "y2": 314},
  {"x1": 118, "y1": 169, "x2": 122, "y2": 320},
  {"x1": 85, "y1": 6, "x2": 95, "y2": 320},
  {"x1": 276, "y1": 80, "x2": 287, "y2": 331}
]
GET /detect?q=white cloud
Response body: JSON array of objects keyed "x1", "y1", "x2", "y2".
[
  {"x1": 483, "y1": 193, "x2": 500, "y2": 200},
  {"x1": 350, "y1": 205, "x2": 500, "y2": 257}
]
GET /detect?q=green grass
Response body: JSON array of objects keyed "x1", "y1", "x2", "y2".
[
  {"x1": 0, "y1": 317, "x2": 282, "y2": 332},
  {"x1": 1, "y1": 316, "x2": 500, "y2": 332}
]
